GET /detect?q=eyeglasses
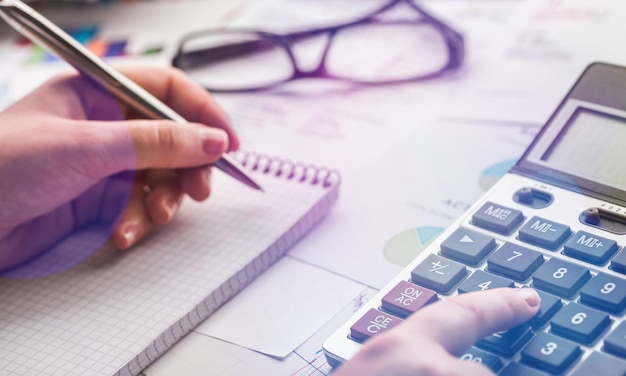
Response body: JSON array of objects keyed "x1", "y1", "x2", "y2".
[{"x1": 171, "y1": 0, "x2": 464, "y2": 92}]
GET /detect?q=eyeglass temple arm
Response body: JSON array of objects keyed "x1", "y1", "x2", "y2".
[
  {"x1": 173, "y1": 38, "x2": 269, "y2": 69},
  {"x1": 173, "y1": 29, "x2": 328, "y2": 70}
]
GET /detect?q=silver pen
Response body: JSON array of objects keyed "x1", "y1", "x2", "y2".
[{"x1": 0, "y1": 0, "x2": 263, "y2": 191}]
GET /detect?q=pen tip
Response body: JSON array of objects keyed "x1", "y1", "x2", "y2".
[{"x1": 252, "y1": 182, "x2": 265, "y2": 193}]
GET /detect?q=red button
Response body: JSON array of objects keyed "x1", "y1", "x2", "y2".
[
  {"x1": 381, "y1": 280, "x2": 438, "y2": 317},
  {"x1": 350, "y1": 308, "x2": 404, "y2": 342}
]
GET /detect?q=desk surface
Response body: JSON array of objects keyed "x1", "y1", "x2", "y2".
[{"x1": 2, "y1": 0, "x2": 626, "y2": 375}]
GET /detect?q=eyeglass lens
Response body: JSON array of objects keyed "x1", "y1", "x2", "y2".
[
  {"x1": 178, "y1": 32, "x2": 296, "y2": 92},
  {"x1": 325, "y1": 22, "x2": 449, "y2": 83},
  {"x1": 176, "y1": 0, "x2": 455, "y2": 91}
]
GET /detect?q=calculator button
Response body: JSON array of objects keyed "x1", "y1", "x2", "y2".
[
  {"x1": 486, "y1": 243, "x2": 544, "y2": 281},
  {"x1": 520, "y1": 332, "x2": 581, "y2": 374},
  {"x1": 349, "y1": 309, "x2": 404, "y2": 343},
  {"x1": 610, "y1": 248, "x2": 626, "y2": 275},
  {"x1": 563, "y1": 231, "x2": 618, "y2": 265},
  {"x1": 457, "y1": 271, "x2": 514, "y2": 294},
  {"x1": 549, "y1": 302, "x2": 611, "y2": 344},
  {"x1": 604, "y1": 321, "x2": 626, "y2": 359},
  {"x1": 518, "y1": 216, "x2": 572, "y2": 250},
  {"x1": 532, "y1": 258, "x2": 591, "y2": 298},
  {"x1": 472, "y1": 202, "x2": 524, "y2": 235},
  {"x1": 570, "y1": 351, "x2": 626, "y2": 376},
  {"x1": 498, "y1": 362, "x2": 550, "y2": 376},
  {"x1": 579, "y1": 273, "x2": 626, "y2": 313},
  {"x1": 459, "y1": 346, "x2": 503, "y2": 372},
  {"x1": 380, "y1": 281, "x2": 438, "y2": 318},
  {"x1": 440, "y1": 227, "x2": 497, "y2": 266},
  {"x1": 410, "y1": 254, "x2": 468, "y2": 294},
  {"x1": 529, "y1": 290, "x2": 562, "y2": 328},
  {"x1": 475, "y1": 324, "x2": 534, "y2": 358}
]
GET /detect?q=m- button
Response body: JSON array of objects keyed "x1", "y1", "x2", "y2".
[
  {"x1": 472, "y1": 202, "x2": 524, "y2": 235},
  {"x1": 519, "y1": 216, "x2": 572, "y2": 250}
]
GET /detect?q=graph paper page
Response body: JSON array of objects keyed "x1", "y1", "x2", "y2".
[{"x1": 0, "y1": 160, "x2": 338, "y2": 376}]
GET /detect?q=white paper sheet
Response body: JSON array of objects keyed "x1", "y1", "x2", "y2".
[
  {"x1": 143, "y1": 287, "x2": 378, "y2": 376},
  {"x1": 439, "y1": 0, "x2": 626, "y2": 124},
  {"x1": 191, "y1": 257, "x2": 365, "y2": 359}
]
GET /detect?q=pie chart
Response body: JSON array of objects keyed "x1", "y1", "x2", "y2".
[{"x1": 383, "y1": 226, "x2": 444, "y2": 266}]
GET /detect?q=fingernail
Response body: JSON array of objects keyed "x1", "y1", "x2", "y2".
[
  {"x1": 519, "y1": 288, "x2": 541, "y2": 308},
  {"x1": 166, "y1": 196, "x2": 179, "y2": 219},
  {"x1": 123, "y1": 224, "x2": 139, "y2": 248},
  {"x1": 199, "y1": 128, "x2": 227, "y2": 156}
]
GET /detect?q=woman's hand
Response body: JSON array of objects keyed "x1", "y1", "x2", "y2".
[
  {"x1": 335, "y1": 288, "x2": 541, "y2": 376},
  {"x1": 0, "y1": 66, "x2": 238, "y2": 271}
]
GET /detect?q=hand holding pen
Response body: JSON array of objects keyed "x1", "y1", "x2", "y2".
[{"x1": 0, "y1": 1, "x2": 260, "y2": 272}]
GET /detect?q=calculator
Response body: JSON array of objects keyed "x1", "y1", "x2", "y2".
[{"x1": 323, "y1": 62, "x2": 626, "y2": 375}]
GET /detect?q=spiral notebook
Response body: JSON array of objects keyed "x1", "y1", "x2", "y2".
[{"x1": 0, "y1": 152, "x2": 340, "y2": 376}]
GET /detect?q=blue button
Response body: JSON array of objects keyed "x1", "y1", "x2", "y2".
[
  {"x1": 410, "y1": 254, "x2": 468, "y2": 294},
  {"x1": 487, "y1": 242, "x2": 544, "y2": 282},
  {"x1": 520, "y1": 332, "x2": 581, "y2": 374},
  {"x1": 570, "y1": 351, "x2": 626, "y2": 375},
  {"x1": 580, "y1": 273, "x2": 626, "y2": 314},
  {"x1": 472, "y1": 202, "x2": 524, "y2": 235},
  {"x1": 476, "y1": 324, "x2": 534, "y2": 357},
  {"x1": 610, "y1": 248, "x2": 626, "y2": 274},
  {"x1": 604, "y1": 321, "x2": 626, "y2": 359},
  {"x1": 564, "y1": 231, "x2": 618, "y2": 265},
  {"x1": 457, "y1": 271, "x2": 514, "y2": 294},
  {"x1": 459, "y1": 346, "x2": 503, "y2": 372},
  {"x1": 532, "y1": 258, "x2": 591, "y2": 298},
  {"x1": 440, "y1": 227, "x2": 497, "y2": 266},
  {"x1": 529, "y1": 290, "x2": 562, "y2": 328},
  {"x1": 518, "y1": 216, "x2": 572, "y2": 250},
  {"x1": 550, "y1": 302, "x2": 611, "y2": 344},
  {"x1": 498, "y1": 362, "x2": 550, "y2": 375}
]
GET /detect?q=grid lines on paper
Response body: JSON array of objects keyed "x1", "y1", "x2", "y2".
[{"x1": 0, "y1": 167, "x2": 332, "y2": 376}]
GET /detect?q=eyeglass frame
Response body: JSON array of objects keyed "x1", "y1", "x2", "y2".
[{"x1": 171, "y1": 0, "x2": 465, "y2": 92}]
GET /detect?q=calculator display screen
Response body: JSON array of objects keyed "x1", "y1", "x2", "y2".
[{"x1": 542, "y1": 108, "x2": 626, "y2": 190}]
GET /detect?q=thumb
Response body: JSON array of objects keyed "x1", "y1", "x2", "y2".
[{"x1": 88, "y1": 119, "x2": 229, "y2": 175}]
